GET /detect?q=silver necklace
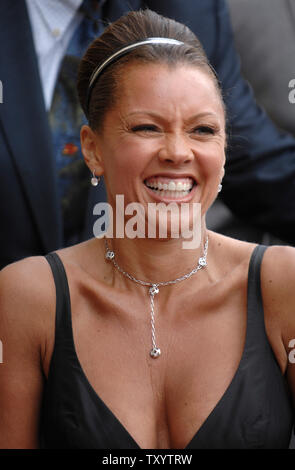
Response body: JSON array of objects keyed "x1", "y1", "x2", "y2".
[{"x1": 104, "y1": 236, "x2": 209, "y2": 359}]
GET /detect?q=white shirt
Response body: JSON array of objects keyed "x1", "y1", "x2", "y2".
[{"x1": 26, "y1": 0, "x2": 83, "y2": 110}]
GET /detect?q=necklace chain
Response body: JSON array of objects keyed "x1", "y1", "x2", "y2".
[{"x1": 104, "y1": 236, "x2": 209, "y2": 358}]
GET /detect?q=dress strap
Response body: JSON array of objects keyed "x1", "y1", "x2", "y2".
[
  {"x1": 45, "y1": 252, "x2": 72, "y2": 343},
  {"x1": 246, "y1": 244, "x2": 269, "y2": 345}
]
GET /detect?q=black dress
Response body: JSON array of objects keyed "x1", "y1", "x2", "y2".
[{"x1": 40, "y1": 245, "x2": 294, "y2": 448}]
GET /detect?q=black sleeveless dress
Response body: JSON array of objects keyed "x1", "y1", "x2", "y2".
[{"x1": 40, "y1": 245, "x2": 294, "y2": 449}]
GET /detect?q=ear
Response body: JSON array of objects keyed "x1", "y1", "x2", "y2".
[{"x1": 80, "y1": 125, "x2": 104, "y2": 175}]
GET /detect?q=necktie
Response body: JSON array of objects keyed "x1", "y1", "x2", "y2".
[{"x1": 49, "y1": 0, "x2": 105, "y2": 246}]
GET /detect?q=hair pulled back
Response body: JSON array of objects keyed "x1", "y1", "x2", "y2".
[{"x1": 77, "y1": 9, "x2": 222, "y2": 131}]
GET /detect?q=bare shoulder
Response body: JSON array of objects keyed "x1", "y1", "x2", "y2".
[
  {"x1": 0, "y1": 255, "x2": 56, "y2": 311},
  {"x1": 260, "y1": 244, "x2": 295, "y2": 370},
  {"x1": 208, "y1": 231, "x2": 257, "y2": 274},
  {"x1": 0, "y1": 255, "x2": 56, "y2": 354},
  {"x1": 211, "y1": 235, "x2": 295, "y2": 373},
  {"x1": 260, "y1": 244, "x2": 295, "y2": 309},
  {"x1": 211, "y1": 233, "x2": 295, "y2": 295},
  {"x1": 261, "y1": 244, "x2": 295, "y2": 274},
  {"x1": 53, "y1": 237, "x2": 107, "y2": 283},
  {"x1": 0, "y1": 237, "x2": 106, "y2": 321}
]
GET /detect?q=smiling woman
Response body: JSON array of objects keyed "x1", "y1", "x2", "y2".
[{"x1": 0, "y1": 9, "x2": 295, "y2": 450}]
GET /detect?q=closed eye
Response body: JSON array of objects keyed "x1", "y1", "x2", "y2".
[
  {"x1": 131, "y1": 124, "x2": 159, "y2": 133},
  {"x1": 192, "y1": 126, "x2": 216, "y2": 135}
]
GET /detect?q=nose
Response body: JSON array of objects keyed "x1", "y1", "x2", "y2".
[{"x1": 158, "y1": 133, "x2": 194, "y2": 165}]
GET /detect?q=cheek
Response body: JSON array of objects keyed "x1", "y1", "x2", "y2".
[
  {"x1": 197, "y1": 143, "x2": 225, "y2": 178},
  {"x1": 109, "y1": 138, "x2": 154, "y2": 172},
  {"x1": 102, "y1": 142, "x2": 150, "y2": 192}
]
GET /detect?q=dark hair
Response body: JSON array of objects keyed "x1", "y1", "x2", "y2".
[{"x1": 77, "y1": 9, "x2": 223, "y2": 131}]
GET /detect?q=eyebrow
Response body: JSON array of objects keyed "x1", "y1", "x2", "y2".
[{"x1": 126, "y1": 111, "x2": 220, "y2": 121}]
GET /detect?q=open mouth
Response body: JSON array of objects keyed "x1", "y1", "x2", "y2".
[{"x1": 144, "y1": 176, "x2": 196, "y2": 200}]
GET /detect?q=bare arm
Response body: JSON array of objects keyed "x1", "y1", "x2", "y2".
[{"x1": 0, "y1": 257, "x2": 54, "y2": 448}]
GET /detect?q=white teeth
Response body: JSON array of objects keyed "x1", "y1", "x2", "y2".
[{"x1": 146, "y1": 179, "x2": 194, "y2": 192}]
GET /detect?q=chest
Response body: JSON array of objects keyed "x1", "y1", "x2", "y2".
[
  {"x1": 42, "y1": 269, "x2": 293, "y2": 449},
  {"x1": 63, "y1": 284, "x2": 248, "y2": 448}
]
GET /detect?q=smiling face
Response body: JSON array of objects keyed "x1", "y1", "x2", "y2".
[{"x1": 82, "y1": 62, "x2": 226, "y2": 235}]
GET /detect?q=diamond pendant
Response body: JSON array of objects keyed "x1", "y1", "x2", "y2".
[
  {"x1": 150, "y1": 347, "x2": 161, "y2": 358},
  {"x1": 149, "y1": 285, "x2": 159, "y2": 296},
  {"x1": 105, "y1": 250, "x2": 115, "y2": 260}
]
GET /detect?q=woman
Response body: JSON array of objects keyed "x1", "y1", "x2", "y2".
[{"x1": 0, "y1": 9, "x2": 294, "y2": 449}]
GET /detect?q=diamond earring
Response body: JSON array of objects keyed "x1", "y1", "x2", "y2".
[
  {"x1": 218, "y1": 183, "x2": 222, "y2": 193},
  {"x1": 91, "y1": 170, "x2": 100, "y2": 187}
]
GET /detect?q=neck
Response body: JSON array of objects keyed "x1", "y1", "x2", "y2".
[{"x1": 104, "y1": 221, "x2": 208, "y2": 285}]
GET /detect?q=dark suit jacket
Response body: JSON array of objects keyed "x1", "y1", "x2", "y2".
[{"x1": 1, "y1": 0, "x2": 295, "y2": 268}]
